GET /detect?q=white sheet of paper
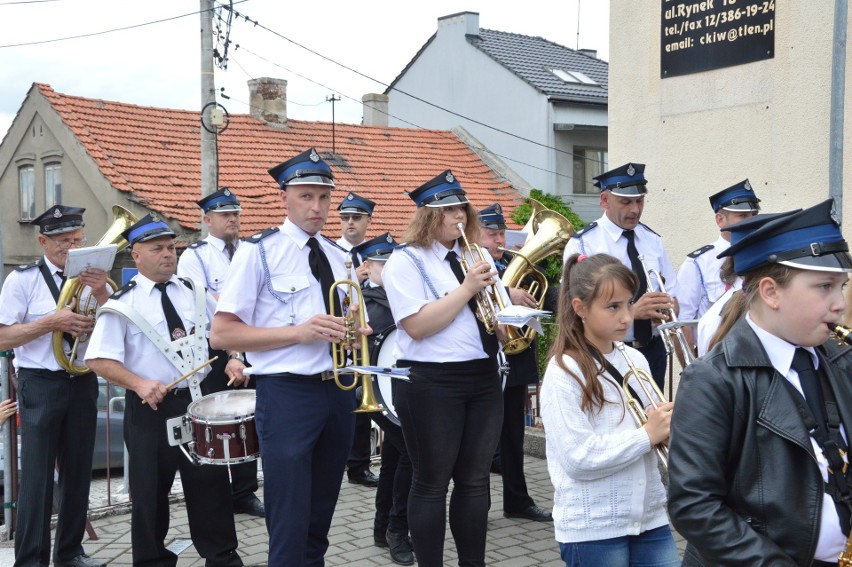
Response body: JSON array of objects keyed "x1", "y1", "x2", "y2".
[
  {"x1": 64, "y1": 244, "x2": 119, "y2": 278},
  {"x1": 496, "y1": 305, "x2": 551, "y2": 334},
  {"x1": 505, "y1": 229, "x2": 527, "y2": 250},
  {"x1": 341, "y1": 365, "x2": 411, "y2": 380}
]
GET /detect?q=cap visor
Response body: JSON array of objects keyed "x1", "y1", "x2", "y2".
[
  {"x1": 721, "y1": 203, "x2": 760, "y2": 212},
  {"x1": 425, "y1": 195, "x2": 470, "y2": 208},
  {"x1": 285, "y1": 176, "x2": 335, "y2": 188},
  {"x1": 339, "y1": 208, "x2": 369, "y2": 215},
  {"x1": 43, "y1": 225, "x2": 84, "y2": 236},
  {"x1": 608, "y1": 186, "x2": 647, "y2": 197},
  {"x1": 135, "y1": 229, "x2": 176, "y2": 244},
  {"x1": 780, "y1": 252, "x2": 852, "y2": 273},
  {"x1": 208, "y1": 205, "x2": 242, "y2": 212}
]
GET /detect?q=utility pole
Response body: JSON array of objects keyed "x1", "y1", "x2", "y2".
[
  {"x1": 327, "y1": 94, "x2": 340, "y2": 153},
  {"x1": 829, "y1": 0, "x2": 847, "y2": 220},
  {"x1": 200, "y1": 0, "x2": 217, "y2": 237}
]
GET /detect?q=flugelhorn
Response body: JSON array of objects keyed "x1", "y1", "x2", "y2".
[
  {"x1": 614, "y1": 341, "x2": 669, "y2": 468},
  {"x1": 329, "y1": 261, "x2": 384, "y2": 413},
  {"x1": 456, "y1": 223, "x2": 505, "y2": 334},
  {"x1": 636, "y1": 254, "x2": 696, "y2": 367},
  {"x1": 52, "y1": 205, "x2": 139, "y2": 375}
]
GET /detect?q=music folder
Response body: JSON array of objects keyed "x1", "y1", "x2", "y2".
[{"x1": 64, "y1": 243, "x2": 119, "y2": 278}]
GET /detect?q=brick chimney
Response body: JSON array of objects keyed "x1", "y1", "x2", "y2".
[
  {"x1": 248, "y1": 78, "x2": 287, "y2": 126},
  {"x1": 362, "y1": 93, "x2": 388, "y2": 127}
]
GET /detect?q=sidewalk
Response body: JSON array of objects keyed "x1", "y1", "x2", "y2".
[{"x1": 0, "y1": 454, "x2": 686, "y2": 566}]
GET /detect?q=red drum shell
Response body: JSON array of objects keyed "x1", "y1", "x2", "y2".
[{"x1": 187, "y1": 390, "x2": 258, "y2": 465}]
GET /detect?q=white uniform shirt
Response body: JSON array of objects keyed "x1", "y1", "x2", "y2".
[
  {"x1": 746, "y1": 314, "x2": 848, "y2": 562},
  {"x1": 562, "y1": 214, "x2": 679, "y2": 342},
  {"x1": 215, "y1": 219, "x2": 349, "y2": 376},
  {"x1": 0, "y1": 257, "x2": 95, "y2": 370},
  {"x1": 695, "y1": 281, "x2": 742, "y2": 357},
  {"x1": 676, "y1": 236, "x2": 730, "y2": 321},
  {"x1": 540, "y1": 346, "x2": 669, "y2": 543},
  {"x1": 177, "y1": 235, "x2": 236, "y2": 296},
  {"x1": 85, "y1": 273, "x2": 217, "y2": 386},
  {"x1": 382, "y1": 240, "x2": 508, "y2": 363}
]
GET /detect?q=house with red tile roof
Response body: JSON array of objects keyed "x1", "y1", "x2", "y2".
[{"x1": 0, "y1": 81, "x2": 530, "y2": 276}]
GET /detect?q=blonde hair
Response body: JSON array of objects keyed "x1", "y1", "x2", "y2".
[{"x1": 404, "y1": 203, "x2": 480, "y2": 248}]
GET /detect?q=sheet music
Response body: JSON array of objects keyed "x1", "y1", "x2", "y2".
[
  {"x1": 497, "y1": 305, "x2": 552, "y2": 334},
  {"x1": 64, "y1": 244, "x2": 118, "y2": 278},
  {"x1": 505, "y1": 229, "x2": 527, "y2": 250}
]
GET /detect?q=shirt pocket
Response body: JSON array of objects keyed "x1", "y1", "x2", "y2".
[
  {"x1": 28, "y1": 297, "x2": 57, "y2": 320},
  {"x1": 270, "y1": 274, "x2": 314, "y2": 324},
  {"x1": 129, "y1": 313, "x2": 167, "y2": 340}
]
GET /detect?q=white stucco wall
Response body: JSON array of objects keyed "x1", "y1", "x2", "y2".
[{"x1": 610, "y1": 1, "x2": 852, "y2": 264}]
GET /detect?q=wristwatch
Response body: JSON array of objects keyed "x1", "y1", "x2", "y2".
[{"x1": 228, "y1": 352, "x2": 246, "y2": 363}]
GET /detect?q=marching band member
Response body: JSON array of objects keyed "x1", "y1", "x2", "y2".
[
  {"x1": 356, "y1": 232, "x2": 415, "y2": 565},
  {"x1": 85, "y1": 214, "x2": 242, "y2": 566},
  {"x1": 540, "y1": 253, "x2": 678, "y2": 567},
  {"x1": 0, "y1": 205, "x2": 108, "y2": 567},
  {"x1": 477, "y1": 203, "x2": 553, "y2": 522},
  {"x1": 382, "y1": 170, "x2": 507, "y2": 567},
  {"x1": 176, "y1": 187, "x2": 263, "y2": 518},
  {"x1": 335, "y1": 191, "x2": 380, "y2": 488},
  {"x1": 210, "y1": 148, "x2": 369, "y2": 567},
  {"x1": 668, "y1": 199, "x2": 852, "y2": 565},
  {"x1": 676, "y1": 179, "x2": 760, "y2": 352},
  {"x1": 562, "y1": 163, "x2": 678, "y2": 390}
]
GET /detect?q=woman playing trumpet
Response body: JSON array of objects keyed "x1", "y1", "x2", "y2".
[
  {"x1": 382, "y1": 170, "x2": 508, "y2": 567},
  {"x1": 540, "y1": 253, "x2": 678, "y2": 567}
]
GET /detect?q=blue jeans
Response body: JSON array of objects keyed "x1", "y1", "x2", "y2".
[{"x1": 559, "y1": 525, "x2": 680, "y2": 567}]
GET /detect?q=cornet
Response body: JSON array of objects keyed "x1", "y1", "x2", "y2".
[
  {"x1": 636, "y1": 255, "x2": 697, "y2": 367},
  {"x1": 456, "y1": 223, "x2": 505, "y2": 334},
  {"x1": 614, "y1": 341, "x2": 669, "y2": 468},
  {"x1": 329, "y1": 261, "x2": 384, "y2": 414}
]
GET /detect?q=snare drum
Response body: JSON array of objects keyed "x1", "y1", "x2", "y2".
[
  {"x1": 370, "y1": 326, "x2": 400, "y2": 426},
  {"x1": 186, "y1": 390, "x2": 259, "y2": 465}
]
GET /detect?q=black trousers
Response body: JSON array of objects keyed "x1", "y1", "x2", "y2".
[
  {"x1": 637, "y1": 335, "x2": 667, "y2": 392},
  {"x1": 14, "y1": 368, "x2": 98, "y2": 567},
  {"x1": 395, "y1": 358, "x2": 503, "y2": 567},
  {"x1": 202, "y1": 350, "x2": 259, "y2": 506},
  {"x1": 124, "y1": 390, "x2": 241, "y2": 567},
  {"x1": 371, "y1": 411, "x2": 412, "y2": 536},
  {"x1": 346, "y1": 412, "x2": 373, "y2": 477},
  {"x1": 498, "y1": 383, "x2": 535, "y2": 513}
]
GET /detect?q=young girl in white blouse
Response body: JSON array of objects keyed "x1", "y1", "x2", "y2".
[{"x1": 540, "y1": 253, "x2": 679, "y2": 566}]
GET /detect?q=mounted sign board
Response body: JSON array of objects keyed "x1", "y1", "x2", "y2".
[{"x1": 661, "y1": 0, "x2": 775, "y2": 78}]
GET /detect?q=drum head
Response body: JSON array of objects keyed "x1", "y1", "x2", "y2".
[
  {"x1": 370, "y1": 326, "x2": 399, "y2": 426},
  {"x1": 188, "y1": 390, "x2": 256, "y2": 423}
]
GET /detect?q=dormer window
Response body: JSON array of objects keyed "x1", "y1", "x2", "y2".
[{"x1": 550, "y1": 69, "x2": 598, "y2": 86}]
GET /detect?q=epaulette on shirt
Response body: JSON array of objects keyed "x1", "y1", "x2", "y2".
[
  {"x1": 245, "y1": 227, "x2": 280, "y2": 244},
  {"x1": 572, "y1": 222, "x2": 597, "y2": 238},
  {"x1": 321, "y1": 234, "x2": 349, "y2": 253},
  {"x1": 177, "y1": 277, "x2": 194, "y2": 290},
  {"x1": 110, "y1": 281, "x2": 137, "y2": 299},
  {"x1": 187, "y1": 241, "x2": 208, "y2": 250},
  {"x1": 14, "y1": 262, "x2": 39, "y2": 272},
  {"x1": 638, "y1": 222, "x2": 660, "y2": 236},
  {"x1": 687, "y1": 244, "x2": 715, "y2": 259}
]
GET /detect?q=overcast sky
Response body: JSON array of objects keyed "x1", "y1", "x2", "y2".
[{"x1": 0, "y1": 0, "x2": 609, "y2": 138}]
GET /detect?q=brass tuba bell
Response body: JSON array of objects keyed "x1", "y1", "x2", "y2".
[
  {"x1": 500, "y1": 200, "x2": 574, "y2": 354},
  {"x1": 51, "y1": 205, "x2": 139, "y2": 375}
]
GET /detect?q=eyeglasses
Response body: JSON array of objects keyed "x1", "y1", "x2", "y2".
[
  {"x1": 340, "y1": 214, "x2": 367, "y2": 222},
  {"x1": 49, "y1": 237, "x2": 87, "y2": 249}
]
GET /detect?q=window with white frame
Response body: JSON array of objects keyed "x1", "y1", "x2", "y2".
[
  {"x1": 19, "y1": 165, "x2": 36, "y2": 221},
  {"x1": 573, "y1": 148, "x2": 608, "y2": 194},
  {"x1": 45, "y1": 163, "x2": 62, "y2": 206}
]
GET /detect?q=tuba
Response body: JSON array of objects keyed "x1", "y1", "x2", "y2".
[
  {"x1": 329, "y1": 261, "x2": 384, "y2": 413},
  {"x1": 51, "y1": 205, "x2": 138, "y2": 375},
  {"x1": 500, "y1": 200, "x2": 574, "y2": 354},
  {"x1": 614, "y1": 341, "x2": 669, "y2": 468}
]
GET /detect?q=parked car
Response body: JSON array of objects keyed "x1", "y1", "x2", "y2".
[{"x1": 0, "y1": 378, "x2": 126, "y2": 486}]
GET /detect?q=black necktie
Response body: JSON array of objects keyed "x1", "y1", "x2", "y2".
[
  {"x1": 154, "y1": 282, "x2": 187, "y2": 341},
  {"x1": 56, "y1": 270, "x2": 67, "y2": 288},
  {"x1": 351, "y1": 249, "x2": 361, "y2": 270},
  {"x1": 791, "y1": 348, "x2": 852, "y2": 535},
  {"x1": 224, "y1": 240, "x2": 236, "y2": 261},
  {"x1": 446, "y1": 251, "x2": 499, "y2": 357},
  {"x1": 307, "y1": 237, "x2": 342, "y2": 316},
  {"x1": 623, "y1": 230, "x2": 652, "y2": 345}
]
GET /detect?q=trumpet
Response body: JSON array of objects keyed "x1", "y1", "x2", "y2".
[
  {"x1": 829, "y1": 322, "x2": 852, "y2": 345},
  {"x1": 614, "y1": 341, "x2": 669, "y2": 468},
  {"x1": 329, "y1": 261, "x2": 384, "y2": 414},
  {"x1": 457, "y1": 223, "x2": 505, "y2": 334},
  {"x1": 636, "y1": 255, "x2": 697, "y2": 367}
]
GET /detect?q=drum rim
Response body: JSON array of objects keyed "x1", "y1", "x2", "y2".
[
  {"x1": 187, "y1": 389, "x2": 256, "y2": 422},
  {"x1": 370, "y1": 325, "x2": 399, "y2": 425}
]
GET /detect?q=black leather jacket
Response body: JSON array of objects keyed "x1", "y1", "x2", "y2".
[{"x1": 668, "y1": 318, "x2": 852, "y2": 566}]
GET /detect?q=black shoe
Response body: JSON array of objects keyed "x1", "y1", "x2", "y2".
[
  {"x1": 54, "y1": 554, "x2": 106, "y2": 567},
  {"x1": 386, "y1": 529, "x2": 415, "y2": 566},
  {"x1": 233, "y1": 495, "x2": 265, "y2": 517},
  {"x1": 504, "y1": 505, "x2": 553, "y2": 522},
  {"x1": 348, "y1": 469, "x2": 379, "y2": 487}
]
